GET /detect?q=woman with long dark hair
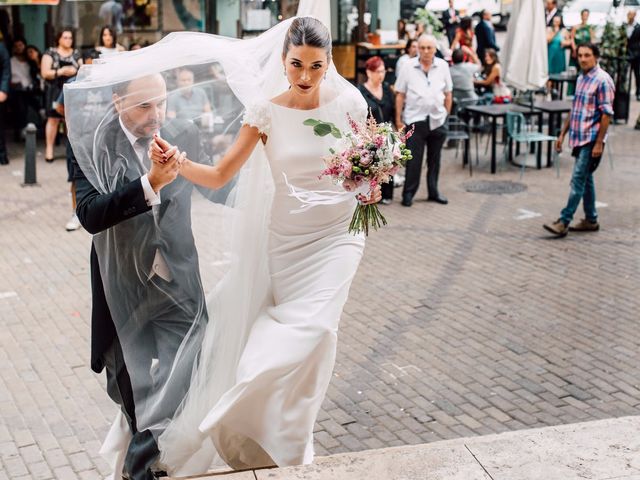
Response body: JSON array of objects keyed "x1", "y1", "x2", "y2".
[
  {"x1": 41, "y1": 28, "x2": 82, "y2": 162},
  {"x1": 96, "y1": 25, "x2": 125, "y2": 55}
]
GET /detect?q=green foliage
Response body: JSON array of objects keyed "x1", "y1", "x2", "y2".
[
  {"x1": 600, "y1": 21, "x2": 629, "y2": 94},
  {"x1": 414, "y1": 7, "x2": 445, "y2": 39},
  {"x1": 303, "y1": 118, "x2": 342, "y2": 138}
]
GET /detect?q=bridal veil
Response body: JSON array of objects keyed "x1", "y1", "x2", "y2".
[{"x1": 64, "y1": 14, "x2": 363, "y2": 476}]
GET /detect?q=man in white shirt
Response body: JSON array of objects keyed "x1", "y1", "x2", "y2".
[{"x1": 395, "y1": 34, "x2": 453, "y2": 206}]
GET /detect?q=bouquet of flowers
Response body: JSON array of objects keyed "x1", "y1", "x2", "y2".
[{"x1": 304, "y1": 114, "x2": 413, "y2": 235}]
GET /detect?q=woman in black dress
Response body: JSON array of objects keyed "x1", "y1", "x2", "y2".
[
  {"x1": 357, "y1": 56, "x2": 396, "y2": 204},
  {"x1": 40, "y1": 29, "x2": 82, "y2": 162}
]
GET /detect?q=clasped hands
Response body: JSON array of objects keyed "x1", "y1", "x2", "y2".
[{"x1": 147, "y1": 134, "x2": 186, "y2": 192}]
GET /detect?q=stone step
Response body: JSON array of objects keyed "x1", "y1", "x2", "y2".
[{"x1": 166, "y1": 416, "x2": 640, "y2": 479}]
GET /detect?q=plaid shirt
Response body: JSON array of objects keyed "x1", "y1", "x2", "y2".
[{"x1": 569, "y1": 66, "x2": 615, "y2": 148}]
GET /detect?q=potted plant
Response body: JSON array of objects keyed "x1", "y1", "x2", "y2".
[
  {"x1": 414, "y1": 7, "x2": 445, "y2": 39},
  {"x1": 600, "y1": 21, "x2": 631, "y2": 123}
]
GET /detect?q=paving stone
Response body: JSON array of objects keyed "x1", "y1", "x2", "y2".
[{"x1": 0, "y1": 92, "x2": 639, "y2": 477}]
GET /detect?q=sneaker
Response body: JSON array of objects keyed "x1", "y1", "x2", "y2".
[
  {"x1": 569, "y1": 218, "x2": 599, "y2": 232},
  {"x1": 65, "y1": 213, "x2": 82, "y2": 231},
  {"x1": 380, "y1": 198, "x2": 392, "y2": 205},
  {"x1": 543, "y1": 219, "x2": 569, "y2": 237}
]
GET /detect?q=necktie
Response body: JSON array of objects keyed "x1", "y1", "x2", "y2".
[{"x1": 135, "y1": 136, "x2": 152, "y2": 169}]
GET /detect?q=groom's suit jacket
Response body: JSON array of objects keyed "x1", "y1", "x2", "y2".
[{"x1": 75, "y1": 118, "x2": 212, "y2": 373}]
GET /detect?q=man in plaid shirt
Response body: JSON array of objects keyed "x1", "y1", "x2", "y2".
[{"x1": 544, "y1": 43, "x2": 614, "y2": 237}]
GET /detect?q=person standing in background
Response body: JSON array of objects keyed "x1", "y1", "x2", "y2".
[
  {"x1": 569, "y1": 9, "x2": 594, "y2": 95},
  {"x1": 450, "y1": 17, "x2": 474, "y2": 52},
  {"x1": 95, "y1": 25, "x2": 126, "y2": 55},
  {"x1": 626, "y1": 10, "x2": 640, "y2": 101},
  {"x1": 41, "y1": 29, "x2": 82, "y2": 163},
  {"x1": 395, "y1": 34, "x2": 452, "y2": 207},
  {"x1": 9, "y1": 37, "x2": 40, "y2": 141},
  {"x1": 0, "y1": 32, "x2": 10, "y2": 166},
  {"x1": 395, "y1": 39, "x2": 418, "y2": 77},
  {"x1": 475, "y1": 10, "x2": 499, "y2": 64},
  {"x1": 545, "y1": 0, "x2": 560, "y2": 27},
  {"x1": 442, "y1": 0, "x2": 460, "y2": 44},
  {"x1": 547, "y1": 15, "x2": 571, "y2": 95},
  {"x1": 358, "y1": 56, "x2": 396, "y2": 205}
]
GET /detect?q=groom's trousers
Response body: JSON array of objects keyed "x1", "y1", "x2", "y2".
[{"x1": 103, "y1": 276, "x2": 204, "y2": 480}]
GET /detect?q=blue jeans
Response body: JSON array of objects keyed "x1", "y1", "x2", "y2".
[{"x1": 560, "y1": 143, "x2": 598, "y2": 225}]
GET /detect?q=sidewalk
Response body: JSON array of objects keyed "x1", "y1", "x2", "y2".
[
  {"x1": 1, "y1": 107, "x2": 639, "y2": 479},
  {"x1": 181, "y1": 416, "x2": 640, "y2": 480}
]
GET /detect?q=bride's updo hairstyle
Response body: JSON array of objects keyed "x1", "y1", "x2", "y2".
[{"x1": 282, "y1": 17, "x2": 332, "y2": 60}]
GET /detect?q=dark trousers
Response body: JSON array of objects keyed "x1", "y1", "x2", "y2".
[
  {"x1": 0, "y1": 102, "x2": 7, "y2": 164},
  {"x1": 631, "y1": 59, "x2": 640, "y2": 97},
  {"x1": 103, "y1": 277, "x2": 203, "y2": 480},
  {"x1": 103, "y1": 339, "x2": 159, "y2": 480},
  {"x1": 402, "y1": 120, "x2": 447, "y2": 201},
  {"x1": 381, "y1": 175, "x2": 394, "y2": 200}
]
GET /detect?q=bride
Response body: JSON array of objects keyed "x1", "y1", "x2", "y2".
[
  {"x1": 65, "y1": 14, "x2": 379, "y2": 479},
  {"x1": 152, "y1": 16, "x2": 381, "y2": 474}
]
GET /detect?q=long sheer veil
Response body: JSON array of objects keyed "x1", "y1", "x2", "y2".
[{"x1": 65, "y1": 14, "x2": 366, "y2": 478}]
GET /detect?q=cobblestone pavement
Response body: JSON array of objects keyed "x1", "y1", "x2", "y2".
[{"x1": 1, "y1": 102, "x2": 639, "y2": 479}]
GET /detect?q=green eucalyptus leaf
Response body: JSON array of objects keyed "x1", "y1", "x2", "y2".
[
  {"x1": 314, "y1": 123, "x2": 333, "y2": 136},
  {"x1": 303, "y1": 118, "x2": 320, "y2": 126}
]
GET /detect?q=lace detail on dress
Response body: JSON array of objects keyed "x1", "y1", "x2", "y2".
[{"x1": 242, "y1": 101, "x2": 271, "y2": 135}]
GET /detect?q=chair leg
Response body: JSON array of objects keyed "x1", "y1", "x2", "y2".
[
  {"x1": 520, "y1": 142, "x2": 528, "y2": 179},
  {"x1": 475, "y1": 132, "x2": 480, "y2": 166}
]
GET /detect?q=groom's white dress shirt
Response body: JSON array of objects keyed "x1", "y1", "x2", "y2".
[{"x1": 119, "y1": 117, "x2": 172, "y2": 282}]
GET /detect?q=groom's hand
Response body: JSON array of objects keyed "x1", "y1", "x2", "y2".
[{"x1": 148, "y1": 151, "x2": 182, "y2": 193}]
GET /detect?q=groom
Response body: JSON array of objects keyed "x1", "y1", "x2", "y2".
[{"x1": 75, "y1": 73, "x2": 213, "y2": 480}]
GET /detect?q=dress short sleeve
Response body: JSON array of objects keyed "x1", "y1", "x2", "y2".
[{"x1": 242, "y1": 101, "x2": 271, "y2": 136}]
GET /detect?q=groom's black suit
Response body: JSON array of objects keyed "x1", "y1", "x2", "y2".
[{"x1": 75, "y1": 117, "x2": 215, "y2": 479}]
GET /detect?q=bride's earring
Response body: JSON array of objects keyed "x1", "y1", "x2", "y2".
[{"x1": 323, "y1": 72, "x2": 327, "y2": 80}]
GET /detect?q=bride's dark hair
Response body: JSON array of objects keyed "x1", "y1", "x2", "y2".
[{"x1": 282, "y1": 17, "x2": 331, "y2": 59}]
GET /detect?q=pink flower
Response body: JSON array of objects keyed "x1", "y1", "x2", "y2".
[{"x1": 359, "y1": 152, "x2": 372, "y2": 166}]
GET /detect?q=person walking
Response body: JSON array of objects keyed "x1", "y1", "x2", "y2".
[
  {"x1": 475, "y1": 9, "x2": 499, "y2": 63},
  {"x1": 544, "y1": 43, "x2": 614, "y2": 237},
  {"x1": 626, "y1": 10, "x2": 640, "y2": 101},
  {"x1": 0, "y1": 32, "x2": 10, "y2": 166},
  {"x1": 358, "y1": 56, "x2": 396, "y2": 204},
  {"x1": 395, "y1": 34, "x2": 452, "y2": 206}
]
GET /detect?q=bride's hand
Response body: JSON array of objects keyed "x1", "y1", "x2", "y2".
[
  {"x1": 149, "y1": 134, "x2": 179, "y2": 165},
  {"x1": 358, "y1": 185, "x2": 382, "y2": 205}
]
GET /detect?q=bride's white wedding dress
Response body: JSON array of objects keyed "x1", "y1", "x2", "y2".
[{"x1": 198, "y1": 92, "x2": 367, "y2": 469}]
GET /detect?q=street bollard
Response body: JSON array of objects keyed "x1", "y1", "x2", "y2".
[{"x1": 23, "y1": 123, "x2": 38, "y2": 186}]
